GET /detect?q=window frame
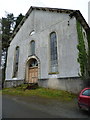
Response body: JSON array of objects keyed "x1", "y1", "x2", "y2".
[
  {"x1": 30, "y1": 40, "x2": 35, "y2": 55},
  {"x1": 49, "y1": 32, "x2": 58, "y2": 74},
  {"x1": 12, "y1": 46, "x2": 20, "y2": 78},
  {"x1": 82, "y1": 89, "x2": 90, "y2": 96}
]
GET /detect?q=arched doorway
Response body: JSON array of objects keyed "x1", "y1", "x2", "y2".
[{"x1": 26, "y1": 56, "x2": 40, "y2": 83}]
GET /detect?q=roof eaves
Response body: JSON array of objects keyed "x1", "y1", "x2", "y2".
[{"x1": 69, "y1": 10, "x2": 90, "y2": 32}]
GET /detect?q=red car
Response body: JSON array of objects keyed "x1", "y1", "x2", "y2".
[{"x1": 78, "y1": 88, "x2": 90, "y2": 111}]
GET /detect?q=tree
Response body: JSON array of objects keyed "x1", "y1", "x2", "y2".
[
  {"x1": 1, "y1": 13, "x2": 15, "y2": 87},
  {"x1": 2, "y1": 13, "x2": 15, "y2": 68},
  {"x1": 14, "y1": 13, "x2": 24, "y2": 30},
  {"x1": 1, "y1": 12, "x2": 24, "y2": 88},
  {"x1": 2, "y1": 13, "x2": 14, "y2": 49}
]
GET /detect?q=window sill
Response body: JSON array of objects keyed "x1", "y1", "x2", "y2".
[{"x1": 48, "y1": 72, "x2": 59, "y2": 75}]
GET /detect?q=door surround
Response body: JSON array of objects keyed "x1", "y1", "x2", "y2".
[{"x1": 25, "y1": 55, "x2": 40, "y2": 83}]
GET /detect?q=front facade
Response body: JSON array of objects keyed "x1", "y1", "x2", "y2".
[{"x1": 5, "y1": 6, "x2": 89, "y2": 93}]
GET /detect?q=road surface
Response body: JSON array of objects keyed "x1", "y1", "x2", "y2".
[
  {"x1": 2, "y1": 95, "x2": 59, "y2": 118},
  {"x1": 2, "y1": 95, "x2": 90, "y2": 118}
]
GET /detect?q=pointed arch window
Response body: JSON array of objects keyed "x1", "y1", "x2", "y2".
[
  {"x1": 50, "y1": 32, "x2": 58, "y2": 73},
  {"x1": 30, "y1": 40, "x2": 35, "y2": 55},
  {"x1": 13, "y1": 46, "x2": 19, "y2": 77}
]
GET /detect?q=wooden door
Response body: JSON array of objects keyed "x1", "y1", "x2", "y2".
[{"x1": 28, "y1": 67, "x2": 38, "y2": 83}]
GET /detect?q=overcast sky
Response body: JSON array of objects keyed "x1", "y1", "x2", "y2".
[{"x1": 0, "y1": 0, "x2": 89, "y2": 23}]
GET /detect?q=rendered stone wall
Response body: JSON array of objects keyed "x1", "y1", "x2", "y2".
[
  {"x1": 4, "y1": 77, "x2": 83, "y2": 94},
  {"x1": 4, "y1": 80, "x2": 24, "y2": 88},
  {"x1": 5, "y1": 9, "x2": 80, "y2": 81},
  {"x1": 38, "y1": 77, "x2": 83, "y2": 94}
]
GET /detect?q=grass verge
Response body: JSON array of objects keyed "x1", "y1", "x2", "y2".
[
  {"x1": 0, "y1": 90, "x2": 2, "y2": 95},
  {"x1": 2, "y1": 84, "x2": 77, "y2": 101}
]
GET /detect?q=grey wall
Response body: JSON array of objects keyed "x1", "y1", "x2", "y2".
[
  {"x1": 6, "y1": 9, "x2": 80, "y2": 82},
  {"x1": 38, "y1": 77, "x2": 83, "y2": 94},
  {"x1": 5, "y1": 8, "x2": 89, "y2": 93}
]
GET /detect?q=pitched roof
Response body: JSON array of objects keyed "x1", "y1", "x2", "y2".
[{"x1": 9, "y1": 6, "x2": 90, "y2": 41}]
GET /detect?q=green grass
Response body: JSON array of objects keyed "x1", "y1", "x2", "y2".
[
  {"x1": 0, "y1": 90, "x2": 2, "y2": 95},
  {"x1": 2, "y1": 84, "x2": 77, "y2": 101}
]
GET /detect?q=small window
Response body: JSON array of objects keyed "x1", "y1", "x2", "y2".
[
  {"x1": 29, "y1": 30, "x2": 35, "y2": 36},
  {"x1": 82, "y1": 89, "x2": 90, "y2": 96},
  {"x1": 30, "y1": 40, "x2": 35, "y2": 55}
]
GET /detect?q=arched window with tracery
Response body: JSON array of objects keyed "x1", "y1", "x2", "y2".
[{"x1": 50, "y1": 32, "x2": 58, "y2": 73}]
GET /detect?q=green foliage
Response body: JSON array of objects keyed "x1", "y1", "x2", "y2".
[
  {"x1": 0, "y1": 90, "x2": 2, "y2": 95},
  {"x1": 1, "y1": 13, "x2": 15, "y2": 87},
  {"x1": 1, "y1": 13, "x2": 24, "y2": 50},
  {"x1": 76, "y1": 21, "x2": 87, "y2": 77},
  {"x1": 2, "y1": 85, "x2": 77, "y2": 101},
  {"x1": 2, "y1": 13, "x2": 14, "y2": 49},
  {"x1": 87, "y1": 30, "x2": 90, "y2": 77},
  {"x1": 14, "y1": 13, "x2": 24, "y2": 30},
  {"x1": 1, "y1": 12, "x2": 24, "y2": 87}
]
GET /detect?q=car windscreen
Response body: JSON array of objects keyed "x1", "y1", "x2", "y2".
[{"x1": 82, "y1": 89, "x2": 90, "y2": 96}]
